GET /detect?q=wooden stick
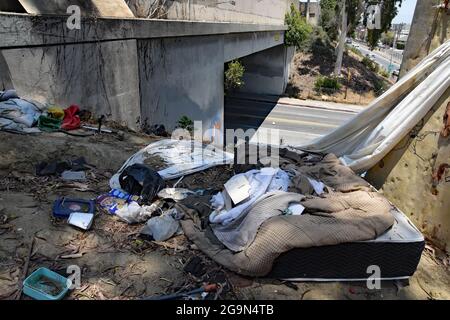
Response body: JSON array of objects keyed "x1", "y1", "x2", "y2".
[{"x1": 15, "y1": 237, "x2": 35, "y2": 300}]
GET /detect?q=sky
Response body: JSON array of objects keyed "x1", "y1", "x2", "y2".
[{"x1": 392, "y1": 0, "x2": 418, "y2": 24}]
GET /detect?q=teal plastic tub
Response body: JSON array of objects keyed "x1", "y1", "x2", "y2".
[{"x1": 23, "y1": 267, "x2": 69, "y2": 300}]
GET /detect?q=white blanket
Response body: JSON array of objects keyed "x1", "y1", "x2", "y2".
[{"x1": 209, "y1": 168, "x2": 290, "y2": 225}]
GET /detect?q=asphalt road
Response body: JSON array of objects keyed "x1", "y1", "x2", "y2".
[
  {"x1": 351, "y1": 42, "x2": 401, "y2": 73},
  {"x1": 225, "y1": 95, "x2": 361, "y2": 147}
]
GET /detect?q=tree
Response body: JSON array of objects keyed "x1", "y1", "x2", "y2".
[
  {"x1": 285, "y1": 4, "x2": 313, "y2": 50},
  {"x1": 330, "y1": 0, "x2": 402, "y2": 75},
  {"x1": 334, "y1": 0, "x2": 364, "y2": 75},
  {"x1": 381, "y1": 31, "x2": 395, "y2": 46},
  {"x1": 320, "y1": 0, "x2": 338, "y2": 41}
]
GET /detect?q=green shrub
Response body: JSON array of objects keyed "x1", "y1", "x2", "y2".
[
  {"x1": 314, "y1": 76, "x2": 341, "y2": 91},
  {"x1": 285, "y1": 4, "x2": 313, "y2": 50},
  {"x1": 373, "y1": 79, "x2": 387, "y2": 96},
  {"x1": 362, "y1": 56, "x2": 380, "y2": 73},
  {"x1": 177, "y1": 115, "x2": 194, "y2": 132},
  {"x1": 225, "y1": 60, "x2": 245, "y2": 92},
  {"x1": 347, "y1": 45, "x2": 363, "y2": 57},
  {"x1": 379, "y1": 69, "x2": 390, "y2": 78}
]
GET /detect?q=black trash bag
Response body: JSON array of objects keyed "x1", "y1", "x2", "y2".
[{"x1": 119, "y1": 164, "x2": 165, "y2": 203}]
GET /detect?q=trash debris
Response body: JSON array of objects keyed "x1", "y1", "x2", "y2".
[
  {"x1": 119, "y1": 163, "x2": 165, "y2": 203},
  {"x1": 60, "y1": 253, "x2": 84, "y2": 259},
  {"x1": 0, "y1": 89, "x2": 19, "y2": 101},
  {"x1": 158, "y1": 188, "x2": 194, "y2": 201},
  {"x1": 140, "y1": 209, "x2": 182, "y2": 241},
  {"x1": 306, "y1": 177, "x2": 325, "y2": 195},
  {"x1": 68, "y1": 212, "x2": 94, "y2": 230},
  {"x1": 0, "y1": 97, "x2": 45, "y2": 133},
  {"x1": 36, "y1": 157, "x2": 89, "y2": 176},
  {"x1": 47, "y1": 106, "x2": 65, "y2": 120},
  {"x1": 109, "y1": 188, "x2": 139, "y2": 202},
  {"x1": 23, "y1": 267, "x2": 70, "y2": 300},
  {"x1": 283, "y1": 203, "x2": 305, "y2": 216},
  {"x1": 61, "y1": 105, "x2": 81, "y2": 130},
  {"x1": 97, "y1": 192, "x2": 163, "y2": 224},
  {"x1": 115, "y1": 201, "x2": 143, "y2": 224},
  {"x1": 37, "y1": 115, "x2": 62, "y2": 132},
  {"x1": 97, "y1": 194, "x2": 129, "y2": 215},
  {"x1": 143, "y1": 283, "x2": 218, "y2": 300},
  {"x1": 53, "y1": 198, "x2": 95, "y2": 218},
  {"x1": 145, "y1": 124, "x2": 167, "y2": 136},
  {"x1": 184, "y1": 256, "x2": 206, "y2": 278},
  {"x1": 209, "y1": 168, "x2": 290, "y2": 225},
  {"x1": 110, "y1": 139, "x2": 234, "y2": 188},
  {"x1": 61, "y1": 170, "x2": 87, "y2": 181},
  {"x1": 224, "y1": 175, "x2": 251, "y2": 205},
  {"x1": 82, "y1": 125, "x2": 113, "y2": 134}
]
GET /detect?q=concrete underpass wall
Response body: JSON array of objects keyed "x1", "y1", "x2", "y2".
[
  {"x1": 138, "y1": 36, "x2": 224, "y2": 138},
  {"x1": 237, "y1": 44, "x2": 294, "y2": 96},
  {"x1": 0, "y1": 14, "x2": 288, "y2": 134},
  {"x1": 0, "y1": 40, "x2": 141, "y2": 129},
  {"x1": 367, "y1": 0, "x2": 450, "y2": 252}
]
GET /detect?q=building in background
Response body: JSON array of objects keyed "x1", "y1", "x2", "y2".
[{"x1": 299, "y1": 0, "x2": 321, "y2": 26}]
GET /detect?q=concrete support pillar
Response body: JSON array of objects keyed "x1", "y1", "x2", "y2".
[{"x1": 138, "y1": 36, "x2": 225, "y2": 143}]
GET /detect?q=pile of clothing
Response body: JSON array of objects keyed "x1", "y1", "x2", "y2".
[
  {"x1": 0, "y1": 89, "x2": 44, "y2": 133},
  {"x1": 0, "y1": 89, "x2": 83, "y2": 133},
  {"x1": 177, "y1": 152, "x2": 396, "y2": 277}
]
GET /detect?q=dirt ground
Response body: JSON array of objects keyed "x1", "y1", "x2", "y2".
[
  {"x1": 1, "y1": 130, "x2": 449, "y2": 300},
  {"x1": 286, "y1": 45, "x2": 392, "y2": 105}
]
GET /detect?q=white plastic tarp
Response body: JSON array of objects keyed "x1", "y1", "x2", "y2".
[
  {"x1": 298, "y1": 40, "x2": 450, "y2": 173},
  {"x1": 110, "y1": 139, "x2": 234, "y2": 189}
]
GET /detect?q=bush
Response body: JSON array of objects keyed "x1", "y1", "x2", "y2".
[
  {"x1": 379, "y1": 69, "x2": 390, "y2": 78},
  {"x1": 314, "y1": 76, "x2": 341, "y2": 91},
  {"x1": 362, "y1": 56, "x2": 380, "y2": 73},
  {"x1": 347, "y1": 45, "x2": 363, "y2": 57},
  {"x1": 224, "y1": 60, "x2": 245, "y2": 92},
  {"x1": 177, "y1": 115, "x2": 194, "y2": 132},
  {"x1": 373, "y1": 79, "x2": 387, "y2": 96},
  {"x1": 285, "y1": 4, "x2": 313, "y2": 50}
]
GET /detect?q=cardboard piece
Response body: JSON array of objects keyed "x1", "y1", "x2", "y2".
[{"x1": 224, "y1": 175, "x2": 251, "y2": 206}]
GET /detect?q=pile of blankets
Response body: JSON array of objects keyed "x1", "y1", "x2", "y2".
[
  {"x1": 177, "y1": 152, "x2": 395, "y2": 277},
  {"x1": 0, "y1": 89, "x2": 82, "y2": 133}
]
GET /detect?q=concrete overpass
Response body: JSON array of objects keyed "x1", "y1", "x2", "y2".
[{"x1": 0, "y1": 0, "x2": 296, "y2": 141}]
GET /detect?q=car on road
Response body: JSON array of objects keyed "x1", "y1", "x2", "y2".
[
  {"x1": 392, "y1": 70, "x2": 400, "y2": 77},
  {"x1": 346, "y1": 38, "x2": 352, "y2": 44}
]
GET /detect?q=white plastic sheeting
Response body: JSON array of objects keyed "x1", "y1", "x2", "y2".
[
  {"x1": 110, "y1": 139, "x2": 234, "y2": 189},
  {"x1": 298, "y1": 40, "x2": 450, "y2": 173}
]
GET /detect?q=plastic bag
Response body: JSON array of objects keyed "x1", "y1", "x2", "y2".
[{"x1": 119, "y1": 164, "x2": 165, "y2": 203}]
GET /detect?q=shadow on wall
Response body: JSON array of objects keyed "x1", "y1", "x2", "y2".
[
  {"x1": 0, "y1": 0, "x2": 26, "y2": 13},
  {"x1": 439, "y1": 10, "x2": 449, "y2": 44},
  {"x1": 224, "y1": 93, "x2": 280, "y2": 137},
  {"x1": 0, "y1": 52, "x2": 14, "y2": 91}
]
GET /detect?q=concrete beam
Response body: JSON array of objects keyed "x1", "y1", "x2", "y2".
[
  {"x1": 224, "y1": 31, "x2": 284, "y2": 62},
  {"x1": 15, "y1": 0, "x2": 134, "y2": 18},
  {"x1": 0, "y1": 12, "x2": 286, "y2": 49}
]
